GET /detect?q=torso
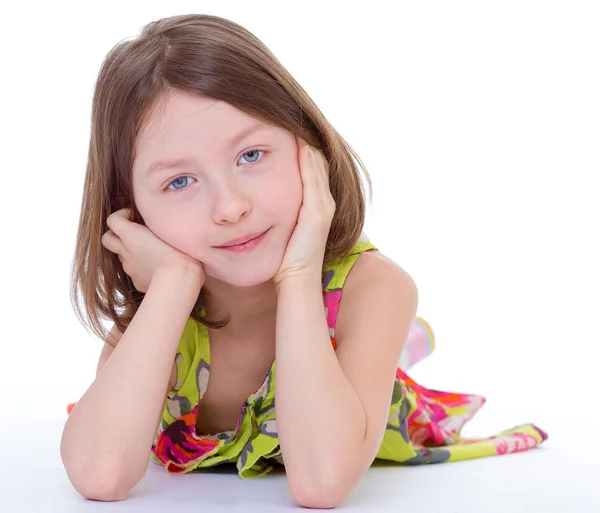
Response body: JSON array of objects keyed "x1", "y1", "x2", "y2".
[
  {"x1": 194, "y1": 326, "x2": 276, "y2": 436},
  {"x1": 163, "y1": 249, "x2": 384, "y2": 438}
]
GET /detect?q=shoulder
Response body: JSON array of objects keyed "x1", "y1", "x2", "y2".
[
  {"x1": 334, "y1": 249, "x2": 418, "y2": 344},
  {"x1": 343, "y1": 249, "x2": 417, "y2": 302},
  {"x1": 350, "y1": 249, "x2": 415, "y2": 285}
]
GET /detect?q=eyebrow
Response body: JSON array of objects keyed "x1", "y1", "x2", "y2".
[{"x1": 144, "y1": 122, "x2": 269, "y2": 176}]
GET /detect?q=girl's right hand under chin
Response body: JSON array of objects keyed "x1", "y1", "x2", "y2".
[{"x1": 101, "y1": 208, "x2": 205, "y2": 293}]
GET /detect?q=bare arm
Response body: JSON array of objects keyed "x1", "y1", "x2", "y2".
[
  {"x1": 60, "y1": 264, "x2": 203, "y2": 501},
  {"x1": 95, "y1": 327, "x2": 178, "y2": 443},
  {"x1": 275, "y1": 254, "x2": 417, "y2": 508}
]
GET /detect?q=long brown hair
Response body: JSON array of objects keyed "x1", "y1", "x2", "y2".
[{"x1": 71, "y1": 13, "x2": 372, "y2": 344}]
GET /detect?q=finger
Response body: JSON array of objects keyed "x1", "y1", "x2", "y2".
[
  {"x1": 306, "y1": 145, "x2": 325, "y2": 179},
  {"x1": 310, "y1": 147, "x2": 325, "y2": 181},
  {"x1": 300, "y1": 145, "x2": 318, "y2": 193},
  {"x1": 310, "y1": 148, "x2": 334, "y2": 216},
  {"x1": 107, "y1": 208, "x2": 132, "y2": 234},
  {"x1": 101, "y1": 229, "x2": 123, "y2": 254},
  {"x1": 309, "y1": 147, "x2": 333, "y2": 208},
  {"x1": 296, "y1": 136, "x2": 309, "y2": 174},
  {"x1": 314, "y1": 148, "x2": 330, "y2": 183},
  {"x1": 113, "y1": 207, "x2": 131, "y2": 218},
  {"x1": 110, "y1": 208, "x2": 131, "y2": 222},
  {"x1": 296, "y1": 135, "x2": 309, "y2": 153}
]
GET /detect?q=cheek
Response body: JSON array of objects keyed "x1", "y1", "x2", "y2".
[
  {"x1": 262, "y1": 170, "x2": 303, "y2": 219},
  {"x1": 137, "y1": 200, "x2": 208, "y2": 255}
]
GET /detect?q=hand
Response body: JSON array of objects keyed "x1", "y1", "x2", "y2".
[
  {"x1": 273, "y1": 137, "x2": 335, "y2": 286},
  {"x1": 101, "y1": 208, "x2": 205, "y2": 293}
]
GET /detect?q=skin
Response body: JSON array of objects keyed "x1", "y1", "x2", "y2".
[
  {"x1": 131, "y1": 90, "x2": 304, "y2": 337},
  {"x1": 93, "y1": 89, "x2": 417, "y2": 508}
]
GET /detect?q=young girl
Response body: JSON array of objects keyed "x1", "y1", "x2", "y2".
[{"x1": 61, "y1": 13, "x2": 548, "y2": 508}]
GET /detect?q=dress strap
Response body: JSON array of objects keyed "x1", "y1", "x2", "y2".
[{"x1": 321, "y1": 234, "x2": 378, "y2": 345}]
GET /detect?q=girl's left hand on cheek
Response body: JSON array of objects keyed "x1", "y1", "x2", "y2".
[{"x1": 273, "y1": 137, "x2": 335, "y2": 286}]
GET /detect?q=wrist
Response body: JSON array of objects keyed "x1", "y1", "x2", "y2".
[
  {"x1": 153, "y1": 262, "x2": 205, "y2": 291},
  {"x1": 275, "y1": 271, "x2": 322, "y2": 296}
]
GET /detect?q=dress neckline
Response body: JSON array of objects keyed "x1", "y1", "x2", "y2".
[{"x1": 192, "y1": 323, "x2": 277, "y2": 439}]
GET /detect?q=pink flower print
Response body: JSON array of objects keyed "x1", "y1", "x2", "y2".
[{"x1": 323, "y1": 289, "x2": 342, "y2": 330}]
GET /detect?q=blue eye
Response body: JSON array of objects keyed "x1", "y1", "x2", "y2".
[
  {"x1": 165, "y1": 149, "x2": 265, "y2": 192},
  {"x1": 240, "y1": 149, "x2": 264, "y2": 164},
  {"x1": 167, "y1": 176, "x2": 193, "y2": 191}
]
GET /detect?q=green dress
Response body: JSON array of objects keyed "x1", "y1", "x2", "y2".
[{"x1": 146, "y1": 238, "x2": 547, "y2": 478}]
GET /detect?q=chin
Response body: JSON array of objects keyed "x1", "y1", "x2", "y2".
[{"x1": 202, "y1": 257, "x2": 282, "y2": 288}]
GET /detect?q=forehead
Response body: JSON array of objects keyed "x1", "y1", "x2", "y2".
[
  {"x1": 133, "y1": 92, "x2": 274, "y2": 173},
  {"x1": 135, "y1": 92, "x2": 261, "y2": 152}
]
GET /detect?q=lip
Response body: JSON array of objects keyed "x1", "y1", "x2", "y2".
[{"x1": 216, "y1": 229, "x2": 269, "y2": 248}]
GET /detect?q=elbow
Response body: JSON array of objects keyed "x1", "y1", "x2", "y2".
[
  {"x1": 290, "y1": 484, "x2": 348, "y2": 509},
  {"x1": 286, "y1": 450, "x2": 373, "y2": 508},
  {"x1": 64, "y1": 464, "x2": 131, "y2": 502},
  {"x1": 61, "y1": 450, "x2": 140, "y2": 502},
  {"x1": 288, "y1": 473, "x2": 351, "y2": 509},
  {"x1": 71, "y1": 475, "x2": 129, "y2": 502},
  {"x1": 61, "y1": 430, "x2": 145, "y2": 501}
]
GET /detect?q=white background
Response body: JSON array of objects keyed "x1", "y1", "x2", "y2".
[{"x1": 1, "y1": 1, "x2": 598, "y2": 511}]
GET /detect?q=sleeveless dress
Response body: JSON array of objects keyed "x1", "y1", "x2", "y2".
[{"x1": 145, "y1": 237, "x2": 548, "y2": 478}]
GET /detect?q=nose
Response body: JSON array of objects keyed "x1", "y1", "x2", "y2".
[{"x1": 211, "y1": 178, "x2": 252, "y2": 224}]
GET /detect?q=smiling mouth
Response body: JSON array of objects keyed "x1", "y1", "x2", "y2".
[
  {"x1": 216, "y1": 230, "x2": 267, "y2": 248},
  {"x1": 214, "y1": 228, "x2": 270, "y2": 252}
]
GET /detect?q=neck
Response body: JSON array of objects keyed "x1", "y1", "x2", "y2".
[{"x1": 201, "y1": 275, "x2": 278, "y2": 337}]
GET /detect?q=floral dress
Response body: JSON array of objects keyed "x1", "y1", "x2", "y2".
[{"x1": 144, "y1": 237, "x2": 547, "y2": 478}]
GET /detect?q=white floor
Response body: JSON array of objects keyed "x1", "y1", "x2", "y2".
[{"x1": 1, "y1": 417, "x2": 596, "y2": 512}]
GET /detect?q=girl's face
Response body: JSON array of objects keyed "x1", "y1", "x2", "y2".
[{"x1": 131, "y1": 90, "x2": 303, "y2": 286}]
